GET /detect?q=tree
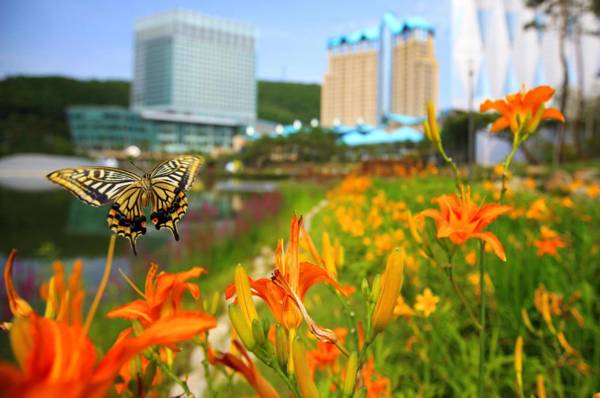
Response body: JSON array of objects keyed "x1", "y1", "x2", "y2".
[{"x1": 525, "y1": 0, "x2": 600, "y2": 163}]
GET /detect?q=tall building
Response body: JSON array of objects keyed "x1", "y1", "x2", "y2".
[
  {"x1": 445, "y1": 0, "x2": 599, "y2": 110},
  {"x1": 68, "y1": 9, "x2": 257, "y2": 155},
  {"x1": 132, "y1": 10, "x2": 256, "y2": 124},
  {"x1": 321, "y1": 41, "x2": 379, "y2": 126},
  {"x1": 321, "y1": 15, "x2": 438, "y2": 128},
  {"x1": 391, "y1": 31, "x2": 438, "y2": 116}
]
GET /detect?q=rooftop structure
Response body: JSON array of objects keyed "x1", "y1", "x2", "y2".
[
  {"x1": 321, "y1": 13, "x2": 438, "y2": 127},
  {"x1": 68, "y1": 9, "x2": 258, "y2": 155},
  {"x1": 68, "y1": 106, "x2": 238, "y2": 155},
  {"x1": 132, "y1": 9, "x2": 257, "y2": 125}
]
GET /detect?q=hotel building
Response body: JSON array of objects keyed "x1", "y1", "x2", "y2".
[
  {"x1": 391, "y1": 30, "x2": 438, "y2": 117},
  {"x1": 69, "y1": 10, "x2": 257, "y2": 155},
  {"x1": 321, "y1": 15, "x2": 438, "y2": 127}
]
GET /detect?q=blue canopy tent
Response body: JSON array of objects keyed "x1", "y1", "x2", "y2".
[
  {"x1": 341, "y1": 126, "x2": 423, "y2": 146},
  {"x1": 384, "y1": 113, "x2": 425, "y2": 126}
]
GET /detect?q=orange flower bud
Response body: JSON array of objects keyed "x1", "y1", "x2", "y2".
[
  {"x1": 292, "y1": 338, "x2": 319, "y2": 398},
  {"x1": 234, "y1": 265, "x2": 259, "y2": 327},
  {"x1": 342, "y1": 351, "x2": 358, "y2": 397},
  {"x1": 536, "y1": 374, "x2": 547, "y2": 398},
  {"x1": 275, "y1": 325, "x2": 288, "y2": 369},
  {"x1": 514, "y1": 336, "x2": 523, "y2": 393},
  {"x1": 424, "y1": 101, "x2": 441, "y2": 145},
  {"x1": 229, "y1": 305, "x2": 255, "y2": 350},
  {"x1": 371, "y1": 248, "x2": 405, "y2": 335}
]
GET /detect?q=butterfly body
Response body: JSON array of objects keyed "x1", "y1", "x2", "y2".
[{"x1": 47, "y1": 156, "x2": 204, "y2": 255}]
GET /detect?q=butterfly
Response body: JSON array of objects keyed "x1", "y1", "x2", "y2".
[{"x1": 47, "y1": 155, "x2": 204, "y2": 255}]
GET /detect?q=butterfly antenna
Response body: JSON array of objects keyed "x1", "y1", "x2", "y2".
[{"x1": 128, "y1": 160, "x2": 147, "y2": 175}]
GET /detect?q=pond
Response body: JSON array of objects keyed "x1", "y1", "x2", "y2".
[{"x1": 0, "y1": 157, "x2": 282, "y2": 324}]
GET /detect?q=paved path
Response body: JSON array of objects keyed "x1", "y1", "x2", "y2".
[{"x1": 172, "y1": 199, "x2": 328, "y2": 397}]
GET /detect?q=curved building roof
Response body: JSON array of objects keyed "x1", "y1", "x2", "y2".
[
  {"x1": 327, "y1": 26, "x2": 379, "y2": 48},
  {"x1": 342, "y1": 127, "x2": 423, "y2": 146},
  {"x1": 328, "y1": 13, "x2": 434, "y2": 49},
  {"x1": 384, "y1": 112, "x2": 425, "y2": 126}
]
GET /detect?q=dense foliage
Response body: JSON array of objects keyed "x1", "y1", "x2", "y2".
[
  {"x1": 238, "y1": 128, "x2": 340, "y2": 166},
  {"x1": 0, "y1": 76, "x2": 129, "y2": 155},
  {"x1": 257, "y1": 80, "x2": 320, "y2": 124},
  {"x1": 0, "y1": 76, "x2": 321, "y2": 155}
]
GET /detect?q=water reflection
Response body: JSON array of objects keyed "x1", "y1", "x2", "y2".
[{"x1": 0, "y1": 180, "x2": 282, "y2": 322}]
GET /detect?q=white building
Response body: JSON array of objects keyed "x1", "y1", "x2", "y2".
[
  {"x1": 447, "y1": 0, "x2": 600, "y2": 110},
  {"x1": 131, "y1": 9, "x2": 257, "y2": 125}
]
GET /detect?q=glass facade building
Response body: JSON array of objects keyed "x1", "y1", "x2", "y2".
[
  {"x1": 67, "y1": 9, "x2": 256, "y2": 155},
  {"x1": 132, "y1": 10, "x2": 257, "y2": 124},
  {"x1": 68, "y1": 106, "x2": 238, "y2": 154}
]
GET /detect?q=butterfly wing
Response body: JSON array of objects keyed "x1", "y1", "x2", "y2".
[
  {"x1": 47, "y1": 167, "x2": 146, "y2": 254},
  {"x1": 107, "y1": 183, "x2": 148, "y2": 255},
  {"x1": 47, "y1": 167, "x2": 141, "y2": 206},
  {"x1": 149, "y1": 156, "x2": 204, "y2": 240}
]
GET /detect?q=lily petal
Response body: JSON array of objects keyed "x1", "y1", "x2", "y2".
[
  {"x1": 4, "y1": 250, "x2": 33, "y2": 318},
  {"x1": 490, "y1": 117, "x2": 510, "y2": 133},
  {"x1": 298, "y1": 262, "x2": 346, "y2": 299},
  {"x1": 524, "y1": 85, "x2": 555, "y2": 107},
  {"x1": 471, "y1": 232, "x2": 507, "y2": 261},
  {"x1": 106, "y1": 300, "x2": 153, "y2": 323},
  {"x1": 541, "y1": 107, "x2": 565, "y2": 122},
  {"x1": 480, "y1": 99, "x2": 510, "y2": 115}
]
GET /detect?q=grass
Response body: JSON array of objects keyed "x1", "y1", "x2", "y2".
[
  {"x1": 304, "y1": 174, "x2": 599, "y2": 397},
  {"x1": 3, "y1": 172, "x2": 598, "y2": 397}
]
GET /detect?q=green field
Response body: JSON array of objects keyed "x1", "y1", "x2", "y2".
[{"x1": 301, "y1": 174, "x2": 599, "y2": 397}]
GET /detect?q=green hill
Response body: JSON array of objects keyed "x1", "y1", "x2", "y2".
[
  {"x1": 0, "y1": 76, "x2": 130, "y2": 154},
  {"x1": 0, "y1": 76, "x2": 321, "y2": 155},
  {"x1": 257, "y1": 80, "x2": 320, "y2": 124}
]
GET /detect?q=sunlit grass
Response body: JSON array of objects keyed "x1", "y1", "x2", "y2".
[{"x1": 306, "y1": 175, "x2": 599, "y2": 396}]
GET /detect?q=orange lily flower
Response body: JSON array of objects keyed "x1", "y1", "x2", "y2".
[
  {"x1": 0, "y1": 313, "x2": 212, "y2": 398},
  {"x1": 39, "y1": 259, "x2": 85, "y2": 325},
  {"x1": 208, "y1": 340, "x2": 280, "y2": 398},
  {"x1": 107, "y1": 264, "x2": 216, "y2": 389},
  {"x1": 362, "y1": 357, "x2": 391, "y2": 398},
  {"x1": 107, "y1": 263, "x2": 209, "y2": 325},
  {"x1": 533, "y1": 226, "x2": 567, "y2": 257},
  {"x1": 419, "y1": 187, "x2": 512, "y2": 261},
  {"x1": 307, "y1": 328, "x2": 348, "y2": 375},
  {"x1": 226, "y1": 214, "x2": 347, "y2": 335},
  {"x1": 4, "y1": 250, "x2": 84, "y2": 324},
  {"x1": 480, "y1": 85, "x2": 565, "y2": 136}
]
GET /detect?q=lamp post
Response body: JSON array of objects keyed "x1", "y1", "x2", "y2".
[{"x1": 467, "y1": 59, "x2": 475, "y2": 166}]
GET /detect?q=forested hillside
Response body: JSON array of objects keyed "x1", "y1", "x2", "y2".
[
  {"x1": 257, "y1": 80, "x2": 320, "y2": 124},
  {"x1": 0, "y1": 76, "x2": 321, "y2": 155}
]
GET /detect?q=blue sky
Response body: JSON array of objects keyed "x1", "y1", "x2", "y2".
[{"x1": 0, "y1": 0, "x2": 452, "y2": 103}]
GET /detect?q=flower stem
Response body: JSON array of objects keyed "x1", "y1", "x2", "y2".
[
  {"x1": 254, "y1": 344, "x2": 301, "y2": 398},
  {"x1": 445, "y1": 266, "x2": 482, "y2": 331},
  {"x1": 145, "y1": 350, "x2": 194, "y2": 397},
  {"x1": 500, "y1": 136, "x2": 520, "y2": 201},
  {"x1": 477, "y1": 241, "x2": 486, "y2": 398},
  {"x1": 83, "y1": 233, "x2": 116, "y2": 335},
  {"x1": 438, "y1": 143, "x2": 462, "y2": 192},
  {"x1": 199, "y1": 340, "x2": 215, "y2": 397}
]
